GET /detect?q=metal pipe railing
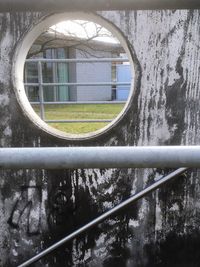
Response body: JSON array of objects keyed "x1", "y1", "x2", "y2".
[
  {"x1": 1, "y1": 0, "x2": 200, "y2": 12},
  {"x1": 24, "y1": 82, "x2": 131, "y2": 87},
  {"x1": 30, "y1": 101, "x2": 126, "y2": 105},
  {"x1": 0, "y1": 146, "x2": 200, "y2": 169},
  {"x1": 25, "y1": 58, "x2": 130, "y2": 63},
  {"x1": 46, "y1": 119, "x2": 112, "y2": 123},
  {"x1": 17, "y1": 167, "x2": 187, "y2": 267},
  {"x1": 24, "y1": 57, "x2": 131, "y2": 124},
  {"x1": 38, "y1": 61, "x2": 45, "y2": 120}
]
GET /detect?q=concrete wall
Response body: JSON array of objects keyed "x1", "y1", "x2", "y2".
[{"x1": 1, "y1": 10, "x2": 200, "y2": 267}]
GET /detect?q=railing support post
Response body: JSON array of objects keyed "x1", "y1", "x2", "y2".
[{"x1": 38, "y1": 61, "x2": 45, "y2": 120}]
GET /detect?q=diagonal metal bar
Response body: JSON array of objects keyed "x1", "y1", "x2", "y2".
[{"x1": 18, "y1": 167, "x2": 187, "y2": 267}]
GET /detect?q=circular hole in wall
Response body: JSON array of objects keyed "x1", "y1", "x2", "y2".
[{"x1": 14, "y1": 13, "x2": 134, "y2": 140}]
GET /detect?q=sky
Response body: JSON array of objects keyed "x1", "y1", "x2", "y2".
[{"x1": 50, "y1": 20, "x2": 120, "y2": 44}]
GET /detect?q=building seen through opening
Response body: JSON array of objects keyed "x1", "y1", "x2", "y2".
[{"x1": 24, "y1": 20, "x2": 132, "y2": 135}]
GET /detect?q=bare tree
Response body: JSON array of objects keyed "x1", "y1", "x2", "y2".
[{"x1": 27, "y1": 20, "x2": 123, "y2": 58}]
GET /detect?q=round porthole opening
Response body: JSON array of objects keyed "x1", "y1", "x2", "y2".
[{"x1": 14, "y1": 13, "x2": 135, "y2": 140}]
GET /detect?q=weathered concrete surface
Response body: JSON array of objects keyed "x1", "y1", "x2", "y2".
[{"x1": 0, "y1": 10, "x2": 200, "y2": 266}]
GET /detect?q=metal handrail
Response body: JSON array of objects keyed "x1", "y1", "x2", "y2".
[
  {"x1": 1, "y1": 0, "x2": 200, "y2": 12},
  {"x1": 18, "y1": 167, "x2": 188, "y2": 267},
  {"x1": 0, "y1": 146, "x2": 200, "y2": 169}
]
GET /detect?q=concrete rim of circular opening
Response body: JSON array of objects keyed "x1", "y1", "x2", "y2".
[{"x1": 13, "y1": 12, "x2": 135, "y2": 141}]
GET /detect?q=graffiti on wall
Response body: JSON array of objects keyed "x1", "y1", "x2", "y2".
[{"x1": 8, "y1": 186, "x2": 42, "y2": 235}]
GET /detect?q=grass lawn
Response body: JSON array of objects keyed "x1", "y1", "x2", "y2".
[{"x1": 33, "y1": 103, "x2": 125, "y2": 134}]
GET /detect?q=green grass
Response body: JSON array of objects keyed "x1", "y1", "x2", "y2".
[{"x1": 33, "y1": 103, "x2": 125, "y2": 134}]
